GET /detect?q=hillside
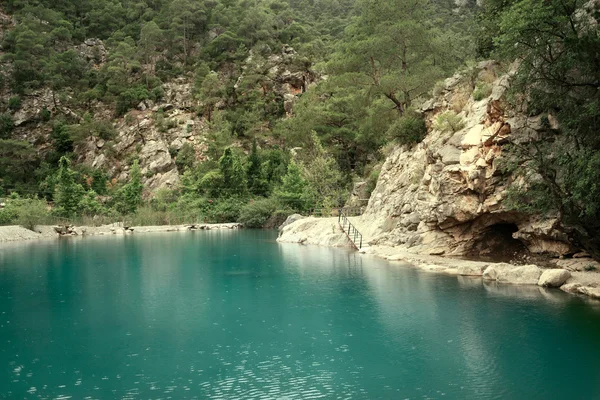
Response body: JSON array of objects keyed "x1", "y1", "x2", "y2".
[{"x1": 1, "y1": 0, "x2": 599, "y2": 261}]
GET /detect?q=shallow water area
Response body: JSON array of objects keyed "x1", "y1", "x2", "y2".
[{"x1": 1, "y1": 230, "x2": 600, "y2": 399}]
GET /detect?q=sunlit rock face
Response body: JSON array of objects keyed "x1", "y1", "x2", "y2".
[{"x1": 359, "y1": 61, "x2": 579, "y2": 260}]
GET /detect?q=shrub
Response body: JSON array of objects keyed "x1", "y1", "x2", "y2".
[
  {"x1": 387, "y1": 113, "x2": 427, "y2": 145},
  {"x1": 0, "y1": 194, "x2": 50, "y2": 229},
  {"x1": 40, "y1": 108, "x2": 52, "y2": 122},
  {"x1": 8, "y1": 96, "x2": 22, "y2": 111},
  {"x1": 0, "y1": 114, "x2": 14, "y2": 139},
  {"x1": 433, "y1": 111, "x2": 465, "y2": 133},
  {"x1": 209, "y1": 197, "x2": 245, "y2": 223},
  {"x1": 238, "y1": 198, "x2": 278, "y2": 228},
  {"x1": 473, "y1": 82, "x2": 492, "y2": 101}
]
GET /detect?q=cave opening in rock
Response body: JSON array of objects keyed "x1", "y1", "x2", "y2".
[{"x1": 470, "y1": 223, "x2": 529, "y2": 262}]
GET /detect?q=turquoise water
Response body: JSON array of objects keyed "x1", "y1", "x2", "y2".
[{"x1": 1, "y1": 231, "x2": 600, "y2": 399}]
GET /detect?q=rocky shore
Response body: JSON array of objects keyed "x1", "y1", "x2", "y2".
[
  {"x1": 0, "y1": 222, "x2": 242, "y2": 244},
  {"x1": 277, "y1": 216, "x2": 600, "y2": 301}
]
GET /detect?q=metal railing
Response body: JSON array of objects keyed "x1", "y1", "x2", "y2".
[
  {"x1": 309, "y1": 206, "x2": 365, "y2": 218},
  {"x1": 338, "y1": 208, "x2": 363, "y2": 250}
]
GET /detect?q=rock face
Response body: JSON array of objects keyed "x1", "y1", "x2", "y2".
[
  {"x1": 538, "y1": 269, "x2": 571, "y2": 288},
  {"x1": 359, "y1": 61, "x2": 580, "y2": 260},
  {"x1": 5, "y1": 41, "x2": 312, "y2": 197}
]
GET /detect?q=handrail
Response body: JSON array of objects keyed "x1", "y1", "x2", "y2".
[
  {"x1": 309, "y1": 207, "x2": 365, "y2": 218},
  {"x1": 338, "y1": 208, "x2": 363, "y2": 250}
]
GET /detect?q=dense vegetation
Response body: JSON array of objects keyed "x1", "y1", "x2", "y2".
[
  {"x1": 0, "y1": 0, "x2": 473, "y2": 226},
  {"x1": 0, "y1": 0, "x2": 598, "y2": 259}
]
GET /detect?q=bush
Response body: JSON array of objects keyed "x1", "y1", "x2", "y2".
[
  {"x1": 40, "y1": 108, "x2": 52, "y2": 122},
  {"x1": 433, "y1": 111, "x2": 465, "y2": 133},
  {"x1": 0, "y1": 114, "x2": 14, "y2": 139},
  {"x1": 238, "y1": 198, "x2": 278, "y2": 228},
  {"x1": 473, "y1": 82, "x2": 492, "y2": 101},
  {"x1": 208, "y1": 197, "x2": 245, "y2": 223},
  {"x1": 387, "y1": 113, "x2": 427, "y2": 145},
  {"x1": 0, "y1": 194, "x2": 50, "y2": 229},
  {"x1": 8, "y1": 96, "x2": 22, "y2": 111}
]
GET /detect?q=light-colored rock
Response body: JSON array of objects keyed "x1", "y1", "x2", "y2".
[
  {"x1": 577, "y1": 286, "x2": 600, "y2": 299},
  {"x1": 278, "y1": 214, "x2": 305, "y2": 232},
  {"x1": 457, "y1": 264, "x2": 486, "y2": 276},
  {"x1": 277, "y1": 217, "x2": 352, "y2": 248},
  {"x1": 538, "y1": 269, "x2": 571, "y2": 288},
  {"x1": 496, "y1": 265, "x2": 543, "y2": 285}
]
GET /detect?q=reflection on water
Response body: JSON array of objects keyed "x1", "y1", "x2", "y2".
[{"x1": 1, "y1": 232, "x2": 600, "y2": 399}]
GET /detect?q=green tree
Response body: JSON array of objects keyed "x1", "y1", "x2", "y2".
[
  {"x1": 219, "y1": 147, "x2": 247, "y2": 195},
  {"x1": 114, "y1": 160, "x2": 143, "y2": 214},
  {"x1": 246, "y1": 139, "x2": 269, "y2": 196},
  {"x1": 328, "y1": 0, "x2": 446, "y2": 114},
  {"x1": 54, "y1": 156, "x2": 85, "y2": 217},
  {"x1": 175, "y1": 143, "x2": 196, "y2": 172},
  {"x1": 197, "y1": 72, "x2": 224, "y2": 122},
  {"x1": 497, "y1": 0, "x2": 600, "y2": 259},
  {"x1": 274, "y1": 160, "x2": 310, "y2": 212}
]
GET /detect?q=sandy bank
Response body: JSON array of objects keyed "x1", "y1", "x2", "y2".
[{"x1": 277, "y1": 216, "x2": 600, "y2": 301}]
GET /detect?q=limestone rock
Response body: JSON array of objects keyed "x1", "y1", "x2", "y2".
[
  {"x1": 538, "y1": 269, "x2": 571, "y2": 288},
  {"x1": 457, "y1": 264, "x2": 487, "y2": 276},
  {"x1": 279, "y1": 214, "x2": 305, "y2": 232},
  {"x1": 496, "y1": 265, "x2": 543, "y2": 285},
  {"x1": 577, "y1": 286, "x2": 600, "y2": 299},
  {"x1": 354, "y1": 62, "x2": 588, "y2": 259}
]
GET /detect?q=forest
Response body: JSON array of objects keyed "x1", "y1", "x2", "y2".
[{"x1": 0, "y1": 0, "x2": 598, "y2": 254}]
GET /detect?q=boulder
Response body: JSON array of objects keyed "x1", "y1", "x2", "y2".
[
  {"x1": 577, "y1": 286, "x2": 600, "y2": 299},
  {"x1": 278, "y1": 214, "x2": 305, "y2": 232},
  {"x1": 496, "y1": 265, "x2": 543, "y2": 285},
  {"x1": 538, "y1": 269, "x2": 571, "y2": 288},
  {"x1": 457, "y1": 264, "x2": 487, "y2": 276}
]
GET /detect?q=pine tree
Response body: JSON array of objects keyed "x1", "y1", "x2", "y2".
[
  {"x1": 219, "y1": 147, "x2": 247, "y2": 196},
  {"x1": 275, "y1": 160, "x2": 310, "y2": 212},
  {"x1": 54, "y1": 156, "x2": 85, "y2": 217},
  {"x1": 246, "y1": 139, "x2": 268, "y2": 196}
]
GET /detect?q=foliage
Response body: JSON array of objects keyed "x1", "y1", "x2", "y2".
[
  {"x1": 238, "y1": 198, "x2": 278, "y2": 228},
  {"x1": 0, "y1": 114, "x2": 14, "y2": 139},
  {"x1": 246, "y1": 140, "x2": 269, "y2": 196},
  {"x1": 0, "y1": 194, "x2": 49, "y2": 229},
  {"x1": 433, "y1": 111, "x2": 465, "y2": 133},
  {"x1": 387, "y1": 113, "x2": 427, "y2": 145},
  {"x1": 495, "y1": 0, "x2": 600, "y2": 259},
  {"x1": 274, "y1": 160, "x2": 311, "y2": 212},
  {"x1": 219, "y1": 147, "x2": 246, "y2": 196},
  {"x1": 472, "y1": 82, "x2": 492, "y2": 101},
  {"x1": 53, "y1": 156, "x2": 85, "y2": 217},
  {"x1": 8, "y1": 96, "x2": 21, "y2": 111},
  {"x1": 175, "y1": 143, "x2": 196, "y2": 172},
  {"x1": 113, "y1": 160, "x2": 143, "y2": 214}
]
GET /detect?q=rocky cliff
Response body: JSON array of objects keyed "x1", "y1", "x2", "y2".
[
  {"x1": 359, "y1": 61, "x2": 587, "y2": 264},
  {"x1": 2, "y1": 36, "x2": 314, "y2": 196}
]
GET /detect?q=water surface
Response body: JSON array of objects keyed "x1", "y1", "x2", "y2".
[{"x1": 1, "y1": 231, "x2": 600, "y2": 399}]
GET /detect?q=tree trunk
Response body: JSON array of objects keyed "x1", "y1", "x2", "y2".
[{"x1": 385, "y1": 93, "x2": 404, "y2": 115}]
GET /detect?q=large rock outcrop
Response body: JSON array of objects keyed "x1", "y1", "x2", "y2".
[{"x1": 358, "y1": 61, "x2": 586, "y2": 263}]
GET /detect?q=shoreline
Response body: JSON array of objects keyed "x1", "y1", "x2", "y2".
[
  {"x1": 277, "y1": 216, "x2": 600, "y2": 302},
  {"x1": 0, "y1": 222, "x2": 242, "y2": 245},
  {"x1": 3, "y1": 220, "x2": 599, "y2": 302}
]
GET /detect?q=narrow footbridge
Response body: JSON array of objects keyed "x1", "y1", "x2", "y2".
[{"x1": 338, "y1": 208, "x2": 365, "y2": 250}]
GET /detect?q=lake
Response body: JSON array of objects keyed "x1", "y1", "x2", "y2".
[{"x1": 1, "y1": 230, "x2": 600, "y2": 399}]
